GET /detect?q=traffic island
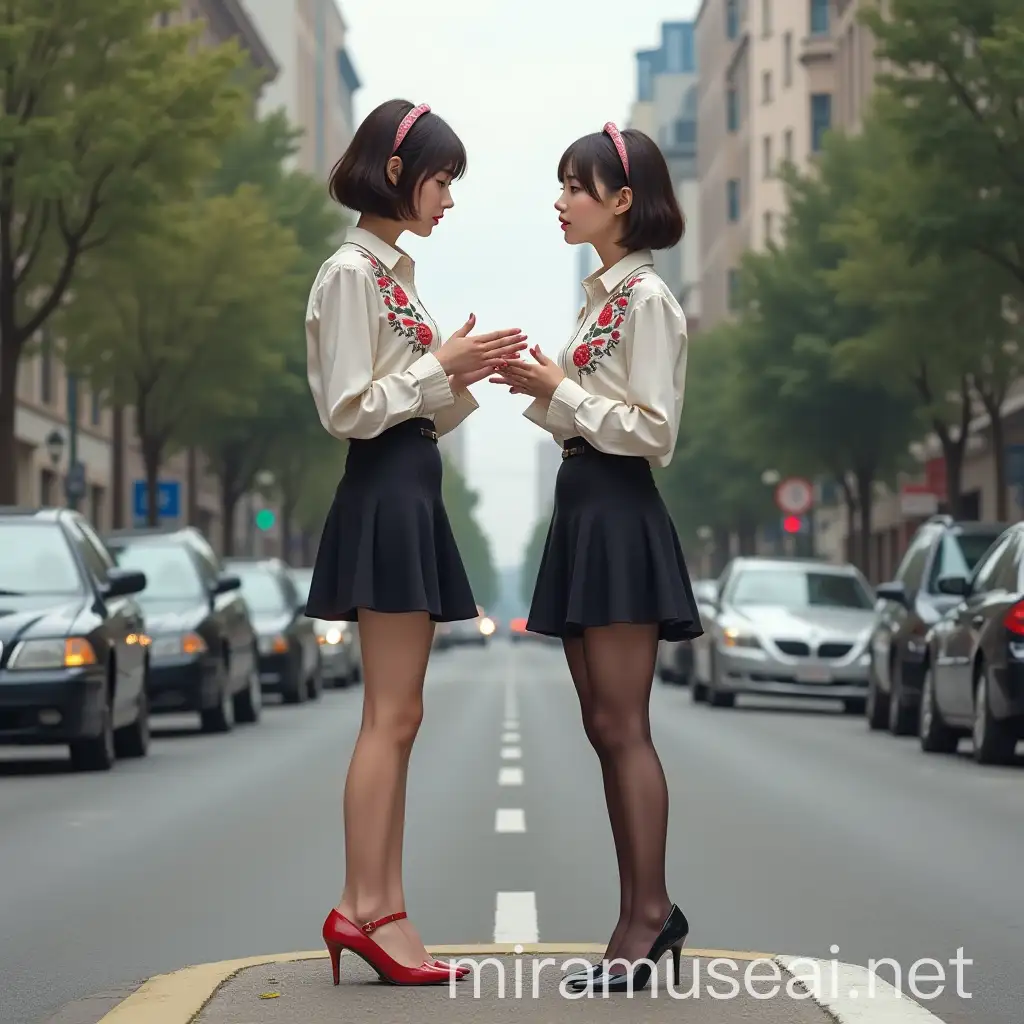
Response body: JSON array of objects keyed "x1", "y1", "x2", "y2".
[{"x1": 85, "y1": 945, "x2": 950, "y2": 1024}]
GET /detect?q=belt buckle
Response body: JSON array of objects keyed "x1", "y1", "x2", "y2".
[
  {"x1": 562, "y1": 445, "x2": 584, "y2": 460},
  {"x1": 420, "y1": 427, "x2": 438, "y2": 443}
]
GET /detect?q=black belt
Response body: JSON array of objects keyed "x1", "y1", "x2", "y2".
[
  {"x1": 421, "y1": 427, "x2": 438, "y2": 443},
  {"x1": 562, "y1": 438, "x2": 587, "y2": 459}
]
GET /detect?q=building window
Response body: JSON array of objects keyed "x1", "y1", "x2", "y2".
[
  {"x1": 762, "y1": 70, "x2": 773, "y2": 104},
  {"x1": 667, "y1": 25, "x2": 695, "y2": 72},
  {"x1": 762, "y1": 0, "x2": 772, "y2": 36},
  {"x1": 40, "y1": 468, "x2": 55, "y2": 506},
  {"x1": 811, "y1": 93, "x2": 832, "y2": 151},
  {"x1": 783, "y1": 31, "x2": 793, "y2": 87},
  {"x1": 727, "y1": 87, "x2": 739, "y2": 131},
  {"x1": 674, "y1": 119, "x2": 696, "y2": 146},
  {"x1": 727, "y1": 268, "x2": 741, "y2": 311},
  {"x1": 784, "y1": 128, "x2": 794, "y2": 162},
  {"x1": 726, "y1": 0, "x2": 739, "y2": 39},
  {"x1": 727, "y1": 179, "x2": 740, "y2": 222},
  {"x1": 763, "y1": 135, "x2": 773, "y2": 177},
  {"x1": 810, "y1": 0, "x2": 830, "y2": 35}
]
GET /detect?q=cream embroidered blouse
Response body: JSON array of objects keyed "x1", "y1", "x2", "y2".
[
  {"x1": 306, "y1": 226, "x2": 477, "y2": 440},
  {"x1": 523, "y1": 249, "x2": 688, "y2": 468}
]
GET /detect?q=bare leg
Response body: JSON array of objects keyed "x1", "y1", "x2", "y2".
[
  {"x1": 581, "y1": 623, "x2": 672, "y2": 971},
  {"x1": 336, "y1": 610, "x2": 434, "y2": 968},
  {"x1": 563, "y1": 637, "x2": 632, "y2": 962}
]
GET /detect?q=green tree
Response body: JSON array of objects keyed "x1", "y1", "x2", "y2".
[
  {"x1": 57, "y1": 186, "x2": 299, "y2": 524},
  {"x1": 0, "y1": 0, "x2": 248, "y2": 502},
  {"x1": 442, "y1": 460, "x2": 498, "y2": 609},
  {"x1": 863, "y1": 0, "x2": 1024, "y2": 290}
]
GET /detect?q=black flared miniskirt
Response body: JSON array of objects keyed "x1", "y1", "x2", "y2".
[
  {"x1": 305, "y1": 417, "x2": 478, "y2": 623},
  {"x1": 526, "y1": 438, "x2": 704, "y2": 642}
]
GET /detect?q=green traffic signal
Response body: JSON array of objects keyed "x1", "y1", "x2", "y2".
[{"x1": 255, "y1": 508, "x2": 275, "y2": 531}]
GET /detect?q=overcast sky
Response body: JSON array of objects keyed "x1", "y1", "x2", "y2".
[{"x1": 342, "y1": 0, "x2": 700, "y2": 568}]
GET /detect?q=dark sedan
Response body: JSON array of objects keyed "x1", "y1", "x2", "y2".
[
  {"x1": 105, "y1": 528, "x2": 261, "y2": 732},
  {"x1": 225, "y1": 558, "x2": 322, "y2": 703},
  {"x1": 921, "y1": 523, "x2": 1024, "y2": 764},
  {"x1": 0, "y1": 508, "x2": 150, "y2": 771}
]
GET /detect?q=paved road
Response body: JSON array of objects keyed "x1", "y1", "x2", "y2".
[{"x1": 1, "y1": 639, "x2": 1019, "y2": 1024}]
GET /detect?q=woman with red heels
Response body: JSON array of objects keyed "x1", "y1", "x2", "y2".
[
  {"x1": 490, "y1": 123, "x2": 701, "y2": 992},
  {"x1": 305, "y1": 99, "x2": 527, "y2": 986}
]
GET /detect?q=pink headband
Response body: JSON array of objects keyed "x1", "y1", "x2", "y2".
[
  {"x1": 394, "y1": 103, "x2": 430, "y2": 152},
  {"x1": 603, "y1": 121, "x2": 630, "y2": 180}
]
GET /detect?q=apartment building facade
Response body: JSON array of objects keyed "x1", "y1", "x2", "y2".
[
  {"x1": 12, "y1": 1, "x2": 278, "y2": 549},
  {"x1": 696, "y1": 0, "x2": 835, "y2": 330}
]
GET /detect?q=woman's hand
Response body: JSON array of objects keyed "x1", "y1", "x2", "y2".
[
  {"x1": 435, "y1": 313, "x2": 528, "y2": 377},
  {"x1": 450, "y1": 364, "x2": 503, "y2": 392},
  {"x1": 489, "y1": 345, "x2": 565, "y2": 400}
]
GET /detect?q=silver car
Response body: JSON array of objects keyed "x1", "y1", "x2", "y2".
[
  {"x1": 693, "y1": 558, "x2": 874, "y2": 713},
  {"x1": 288, "y1": 567, "x2": 362, "y2": 687}
]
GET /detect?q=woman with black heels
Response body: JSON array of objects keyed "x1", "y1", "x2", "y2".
[
  {"x1": 490, "y1": 122, "x2": 702, "y2": 992},
  {"x1": 305, "y1": 99, "x2": 527, "y2": 986}
]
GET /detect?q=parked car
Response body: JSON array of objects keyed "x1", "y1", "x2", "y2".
[
  {"x1": 691, "y1": 557, "x2": 875, "y2": 712},
  {"x1": 0, "y1": 508, "x2": 149, "y2": 771},
  {"x1": 288, "y1": 566, "x2": 361, "y2": 687},
  {"x1": 657, "y1": 579, "x2": 717, "y2": 684},
  {"x1": 105, "y1": 527, "x2": 261, "y2": 732},
  {"x1": 866, "y1": 515, "x2": 1008, "y2": 735},
  {"x1": 919, "y1": 522, "x2": 1024, "y2": 764},
  {"x1": 225, "y1": 558, "x2": 322, "y2": 703}
]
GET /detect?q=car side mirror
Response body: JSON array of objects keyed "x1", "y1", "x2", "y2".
[
  {"x1": 104, "y1": 568, "x2": 147, "y2": 599},
  {"x1": 213, "y1": 574, "x2": 241, "y2": 596},
  {"x1": 936, "y1": 575, "x2": 969, "y2": 597},
  {"x1": 875, "y1": 581, "x2": 908, "y2": 607}
]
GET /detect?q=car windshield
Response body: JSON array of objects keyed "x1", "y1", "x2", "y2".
[
  {"x1": 729, "y1": 568, "x2": 873, "y2": 610},
  {"x1": 0, "y1": 522, "x2": 83, "y2": 596},
  {"x1": 931, "y1": 532, "x2": 1004, "y2": 588},
  {"x1": 230, "y1": 565, "x2": 287, "y2": 615},
  {"x1": 290, "y1": 568, "x2": 313, "y2": 599},
  {"x1": 109, "y1": 542, "x2": 203, "y2": 600}
]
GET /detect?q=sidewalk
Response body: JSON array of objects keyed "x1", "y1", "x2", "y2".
[{"x1": 86, "y1": 945, "x2": 950, "y2": 1024}]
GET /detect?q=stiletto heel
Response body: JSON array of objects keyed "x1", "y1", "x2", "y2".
[
  {"x1": 322, "y1": 909, "x2": 453, "y2": 986},
  {"x1": 571, "y1": 904, "x2": 689, "y2": 993},
  {"x1": 671, "y1": 943, "x2": 683, "y2": 984}
]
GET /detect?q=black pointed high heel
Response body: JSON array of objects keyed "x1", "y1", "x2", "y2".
[{"x1": 570, "y1": 904, "x2": 689, "y2": 993}]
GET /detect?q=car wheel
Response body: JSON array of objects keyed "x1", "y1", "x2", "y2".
[
  {"x1": 866, "y1": 663, "x2": 888, "y2": 730},
  {"x1": 691, "y1": 680, "x2": 707, "y2": 702},
  {"x1": 282, "y1": 652, "x2": 307, "y2": 704},
  {"x1": 842, "y1": 698, "x2": 867, "y2": 715},
  {"x1": 70, "y1": 698, "x2": 116, "y2": 772},
  {"x1": 114, "y1": 687, "x2": 150, "y2": 759},
  {"x1": 888, "y1": 657, "x2": 916, "y2": 736},
  {"x1": 918, "y1": 663, "x2": 959, "y2": 754},
  {"x1": 972, "y1": 662, "x2": 1017, "y2": 765},
  {"x1": 706, "y1": 650, "x2": 735, "y2": 708},
  {"x1": 307, "y1": 658, "x2": 324, "y2": 701},
  {"x1": 234, "y1": 668, "x2": 263, "y2": 724},
  {"x1": 201, "y1": 681, "x2": 235, "y2": 733}
]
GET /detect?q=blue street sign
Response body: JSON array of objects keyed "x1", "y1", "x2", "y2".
[{"x1": 132, "y1": 480, "x2": 181, "y2": 520}]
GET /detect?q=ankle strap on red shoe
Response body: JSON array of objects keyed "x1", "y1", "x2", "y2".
[{"x1": 362, "y1": 911, "x2": 407, "y2": 934}]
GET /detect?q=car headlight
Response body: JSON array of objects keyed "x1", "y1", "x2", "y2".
[
  {"x1": 318, "y1": 627, "x2": 344, "y2": 646},
  {"x1": 7, "y1": 637, "x2": 98, "y2": 670},
  {"x1": 721, "y1": 626, "x2": 761, "y2": 649},
  {"x1": 259, "y1": 634, "x2": 289, "y2": 655},
  {"x1": 149, "y1": 632, "x2": 208, "y2": 659},
  {"x1": 858, "y1": 651, "x2": 870, "y2": 666},
  {"x1": 479, "y1": 616, "x2": 496, "y2": 636}
]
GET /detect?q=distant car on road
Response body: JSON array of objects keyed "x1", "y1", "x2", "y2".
[
  {"x1": 657, "y1": 579, "x2": 717, "y2": 685},
  {"x1": 692, "y1": 557, "x2": 875, "y2": 712},
  {"x1": 866, "y1": 515, "x2": 1008, "y2": 735},
  {"x1": 225, "y1": 558, "x2": 322, "y2": 703},
  {"x1": 288, "y1": 566, "x2": 361, "y2": 687},
  {"x1": 920, "y1": 521, "x2": 1024, "y2": 764},
  {"x1": 105, "y1": 527, "x2": 261, "y2": 733},
  {"x1": 434, "y1": 606, "x2": 495, "y2": 649},
  {"x1": 0, "y1": 508, "x2": 150, "y2": 771}
]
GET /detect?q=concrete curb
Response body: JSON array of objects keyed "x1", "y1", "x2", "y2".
[{"x1": 93, "y1": 945, "x2": 948, "y2": 1024}]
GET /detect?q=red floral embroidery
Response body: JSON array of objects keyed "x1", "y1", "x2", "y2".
[
  {"x1": 570, "y1": 271, "x2": 649, "y2": 377},
  {"x1": 359, "y1": 252, "x2": 433, "y2": 352}
]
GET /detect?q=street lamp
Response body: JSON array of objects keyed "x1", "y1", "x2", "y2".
[
  {"x1": 761, "y1": 468, "x2": 781, "y2": 486},
  {"x1": 45, "y1": 429, "x2": 65, "y2": 467}
]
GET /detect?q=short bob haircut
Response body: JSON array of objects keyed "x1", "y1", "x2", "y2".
[
  {"x1": 328, "y1": 99, "x2": 467, "y2": 220},
  {"x1": 557, "y1": 128, "x2": 685, "y2": 251}
]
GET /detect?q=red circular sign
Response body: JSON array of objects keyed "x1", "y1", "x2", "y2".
[{"x1": 775, "y1": 477, "x2": 813, "y2": 515}]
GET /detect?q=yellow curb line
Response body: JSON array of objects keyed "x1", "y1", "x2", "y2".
[{"x1": 96, "y1": 945, "x2": 779, "y2": 1024}]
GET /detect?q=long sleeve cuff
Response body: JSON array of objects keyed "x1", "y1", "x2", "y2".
[
  {"x1": 434, "y1": 387, "x2": 478, "y2": 436},
  {"x1": 546, "y1": 377, "x2": 589, "y2": 437},
  {"x1": 523, "y1": 399, "x2": 550, "y2": 429},
  {"x1": 408, "y1": 352, "x2": 455, "y2": 414}
]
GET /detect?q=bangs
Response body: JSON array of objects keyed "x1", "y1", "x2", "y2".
[
  {"x1": 557, "y1": 132, "x2": 622, "y2": 199},
  {"x1": 421, "y1": 119, "x2": 468, "y2": 181}
]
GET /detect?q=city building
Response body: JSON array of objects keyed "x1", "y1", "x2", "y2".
[
  {"x1": 628, "y1": 21, "x2": 701, "y2": 325},
  {"x1": 12, "y1": 1, "x2": 278, "y2": 548},
  {"x1": 240, "y1": 0, "x2": 361, "y2": 179},
  {"x1": 695, "y1": 0, "x2": 835, "y2": 330}
]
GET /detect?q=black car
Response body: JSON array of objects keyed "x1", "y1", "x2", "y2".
[
  {"x1": 225, "y1": 558, "x2": 322, "y2": 703},
  {"x1": 921, "y1": 523, "x2": 1024, "y2": 764},
  {"x1": 867, "y1": 515, "x2": 1008, "y2": 735},
  {"x1": 105, "y1": 527, "x2": 261, "y2": 732},
  {"x1": 0, "y1": 508, "x2": 149, "y2": 771}
]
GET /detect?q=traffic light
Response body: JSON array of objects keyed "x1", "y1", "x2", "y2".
[
  {"x1": 782, "y1": 515, "x2": 803, "y2": 534},
  {"x1": 255, "y1": 508, "x2": 276, "y2": 531}
]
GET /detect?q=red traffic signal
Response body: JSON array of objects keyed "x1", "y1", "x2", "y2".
[{"x1": 782, "y1": 515, "x2": 802, "y2": 534}]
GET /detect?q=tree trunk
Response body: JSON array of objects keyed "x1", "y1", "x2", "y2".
[
  {"x1": 187, "y1": 447, "x2": 199, "y2": 526},
  {"x1": 220, "y1": 472, "x2": 240, "y2": 556},
  {"x1": 0, "y1": 335, "x2": 19, "y2": 505},
  {"x1": 973, "y1": 382, "x2": 1008, "y2": 521},
  {"x1": 855, "y1": 467, "x2": 875, "y2": 582},
  {"x1": 840, "y1": 475, "x2": 860, "y2": 569},
  {"x1": 111, "y1": 405, "x2": 125, "y2": 528},
  {"x1": 143, "y1": 441, "x2": 161, "y2": 527}
]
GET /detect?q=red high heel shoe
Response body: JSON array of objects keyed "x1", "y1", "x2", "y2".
[
  {"x1": 322, "y1": 909, "x2": 453, "y2": 986},
  {"x1": 432, "y1": 957, "x2": 471, "y2": 978}
]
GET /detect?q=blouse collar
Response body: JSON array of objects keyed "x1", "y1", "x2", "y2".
[
  {"x1": 583, "y1": 249, "x2": 656, "y2": 300},
  {"x1": 345, "y1": 226, "x2": 412, "y2": 274}
]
